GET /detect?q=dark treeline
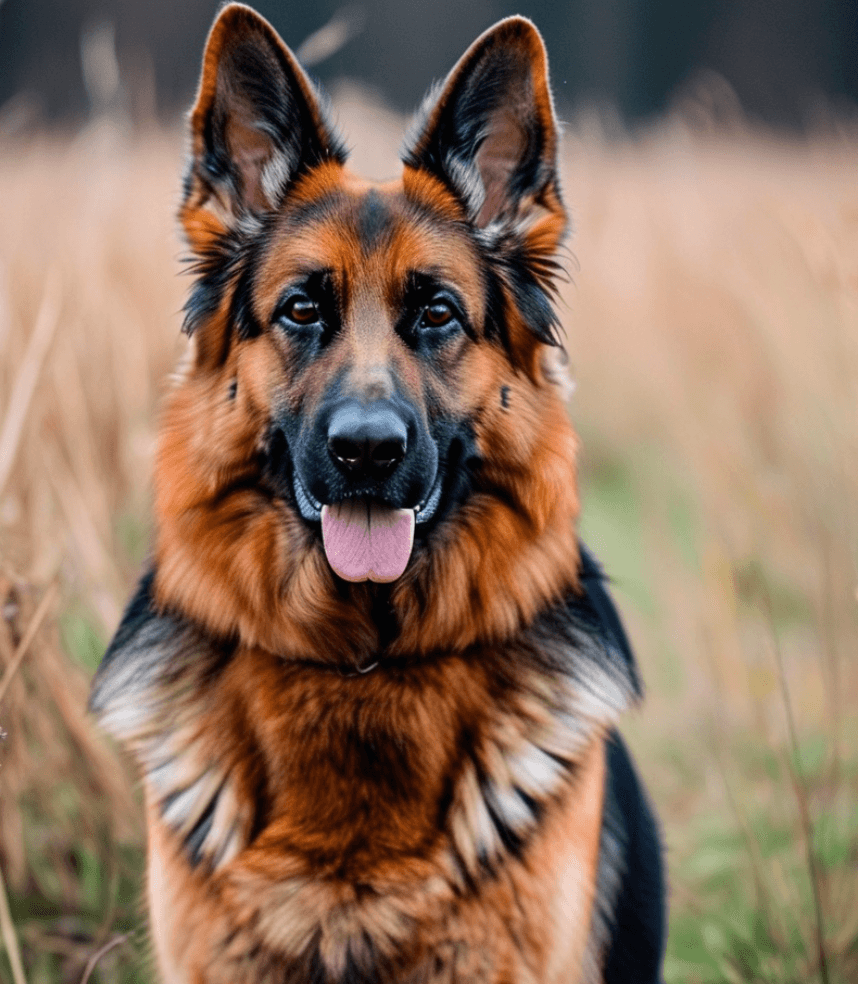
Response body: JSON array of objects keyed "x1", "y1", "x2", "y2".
[{"x1": 0, "y1": 0, "x2": 856, "y2": 128}]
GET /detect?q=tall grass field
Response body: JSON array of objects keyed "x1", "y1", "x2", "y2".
[{"x1": 0, "y1": 92, "x2": 856, "y2": 982}]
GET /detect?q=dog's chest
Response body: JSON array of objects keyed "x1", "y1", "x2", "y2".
[
  {"x1": 147, "y1": 729, "x2": 608, "y2": 984},
  {"x1": 181, "y1": 645, "x2": 612, "y2": 875},
  {"x1": 142, "y1": 649, "x2": 619, "y2": 983}
]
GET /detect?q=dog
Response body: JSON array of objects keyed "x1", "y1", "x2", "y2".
[{"x1": 90, "y1": 5, "x2": 666, "y2": 981}]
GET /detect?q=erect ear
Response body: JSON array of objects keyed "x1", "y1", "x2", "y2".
[
  {"x1": 182, "y1": 3, "x2": 346, "y2": 245},
  {"x1": 402, "y1": 17, "x2": 563, "y2": 231}
]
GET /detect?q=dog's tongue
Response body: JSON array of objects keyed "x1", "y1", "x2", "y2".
[{"x1": 321, "y1": 501, "x2": 415, "y2": 583}]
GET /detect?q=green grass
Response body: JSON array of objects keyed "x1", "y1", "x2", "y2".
[
  {"x1": 5, "y1": 797, "x2": 148, "y2": 983},
  {"x1": 59, "y1": 606, "x2": 106, "y2": 675},
  {"x1": 579, "y1": 449, "x2": 858, "y2": 984}
]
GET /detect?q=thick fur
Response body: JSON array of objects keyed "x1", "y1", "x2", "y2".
[{"x1": 91, "y1": 6, "x2": 666, "y2": 982}]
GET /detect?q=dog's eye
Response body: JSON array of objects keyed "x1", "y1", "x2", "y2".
[
  {"x1": 279, "y1": 296, "x2": 319, "y2": 326},
  {"x1": 420, "y1": 300, "x2": 455, "y2": 329}
]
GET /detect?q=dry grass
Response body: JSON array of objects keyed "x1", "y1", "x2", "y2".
[{"x1": 0, "y1": 92, "x2": 856, "y2": 982}]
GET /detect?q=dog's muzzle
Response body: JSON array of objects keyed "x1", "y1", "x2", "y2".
[{"x1": 290, "y1": 398, "x2": 441, "y2": 582}]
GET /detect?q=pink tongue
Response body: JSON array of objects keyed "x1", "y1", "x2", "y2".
[{"x1": 321, "y1": 501, "x2": 415, "y2": 583}]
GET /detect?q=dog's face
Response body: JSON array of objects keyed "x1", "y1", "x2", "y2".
[
  {"x1": 154, "y1": 3, "x2": 581, "y2": 659},
  {"x1": 231, "y1": 177, "x2": 488, "y2": 584}
]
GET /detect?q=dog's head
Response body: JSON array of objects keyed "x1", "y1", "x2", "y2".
[{"x1": 154, "y1": 3, "x2": 581, "y2": 660}]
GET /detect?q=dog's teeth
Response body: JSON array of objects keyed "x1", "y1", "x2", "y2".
[
  {"x1": 293, "y1": 473, "x2": 322, "y2": 520},
  {"x1": 415, "y1": 473, "x2": 443, "y2": 524}
]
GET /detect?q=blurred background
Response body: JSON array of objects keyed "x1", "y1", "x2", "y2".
[
  {"x1": 1, "y1": 0, "x2": 858, "y2": 129},
  {"x1": 0, "y1": 2, "x2": 857, "y2": 983}
]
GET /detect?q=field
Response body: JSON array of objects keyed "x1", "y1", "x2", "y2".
[{"x1": 0, "y1": 91, "x2": 856, "y2": 982}]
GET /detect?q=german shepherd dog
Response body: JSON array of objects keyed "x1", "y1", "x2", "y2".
[{"x1": 91, "y1": 5, "x2": 666, "y2": 981}]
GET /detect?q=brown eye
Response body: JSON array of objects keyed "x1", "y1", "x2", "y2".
[
  {"x1": 282, "y1": 296, "x2": 319, "y2": 325},
  {"x1": 421, "y1": 301, "x2": 454, "y2": 329}
]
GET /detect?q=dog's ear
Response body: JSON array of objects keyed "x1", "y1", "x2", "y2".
[
  {"x1": 403, "y1": 17, "x2": 563, "y2": 231},
  {"x1": 181, "y1": 3, "x2": 346, "y2": 247}
]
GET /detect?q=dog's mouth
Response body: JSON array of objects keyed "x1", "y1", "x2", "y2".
[
  {"x1": 267, "y1": 422, "x2": 474, "y2": 584},
  {"x1": 292, "y1": 470, "x2": 444, "y2": 583}
]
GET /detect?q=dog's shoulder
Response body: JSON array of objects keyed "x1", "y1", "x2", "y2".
[
  {"x1": 89, "y1": 568, "x2": 168, "y2": 726},
  {"x1": 574, "y1": 542, "x2": 642, "y2": 697},
  {"x1": 89, "y1": 568, "x2": 209, "y2": 734}
]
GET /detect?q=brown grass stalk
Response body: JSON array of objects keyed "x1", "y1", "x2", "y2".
[
  {"x1": 79, "y1": 934, "x2": 128, "y2": 984},
  {"x1": 700, "y1": 621, "x2": 798, "y2": 958},
  {"x1": 759, "y1": 575, "x2": 832, "y2": 984},
  {"x1": 0, "y1": 580, "x2": 58, "y2": 706},
  {"x1": 0, "y1": 271, "x2": 61, "y2": 500},
  {"x1": 0, "y1": 860, "x2": 27, "y2": 984}
]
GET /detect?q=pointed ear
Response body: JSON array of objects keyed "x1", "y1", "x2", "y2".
[
  {"x1": 182, "y1": 3, "x2": 346, "y2": 244},
  {"x1": 402, "y1": 17, "x2": 563, "y2": 230}
]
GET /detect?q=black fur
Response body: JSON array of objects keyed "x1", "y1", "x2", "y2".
[
  {"x1": 304, "y1": 943, "x2": 379, "y2": 984},
  {"x1": 182, "y1": 792, "x2": 218, "y2": 867},
  {"x1": 492, "y1": 234, "x2": 564, "y2": 347},
  {"x1": 480, "y1": 252, "x2": 563, "y2": 352},
  {"x1": 356, "y1": 189, "x2": 393, "y2": 250},
  {"x1": 602, "y1": 732, "x2": 667, "y2": 984},
  {"x1": 182, "y1": 227, "x2": 248, "y2": 340},
  {"x1": 576, "y1": 542, "x2": 643, "y2": 697},
  {"x1": 88, "y1": 568, "x2": 160, "y2": 707}
]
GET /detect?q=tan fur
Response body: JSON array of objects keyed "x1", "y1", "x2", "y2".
[{"x1": 147, "y1": 724, "x2": 606, "y2": 984}]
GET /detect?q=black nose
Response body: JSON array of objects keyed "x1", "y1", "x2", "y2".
[{"x1": 327, "y1": 402, "x2": 408, "y2": 480}]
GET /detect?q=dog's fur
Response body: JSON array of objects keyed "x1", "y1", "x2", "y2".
[{"x1": 90, "y1": 6, "x2": 666, "y2": 981}]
